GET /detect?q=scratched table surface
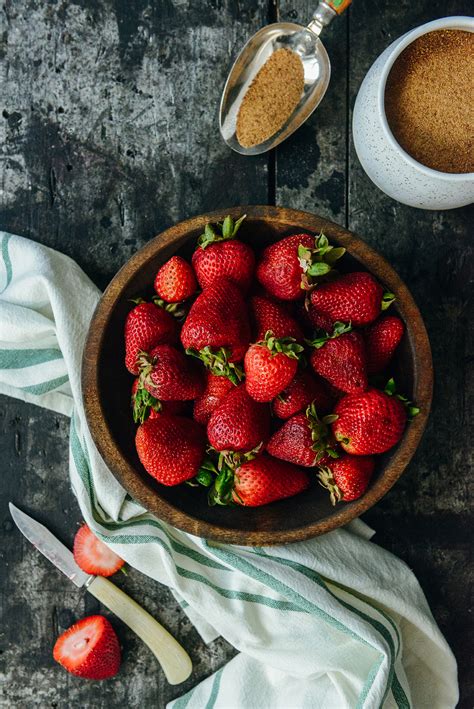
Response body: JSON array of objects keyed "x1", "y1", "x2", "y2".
[{"x1": 1, "y1": 1, "x2": 472, "y2": 707}]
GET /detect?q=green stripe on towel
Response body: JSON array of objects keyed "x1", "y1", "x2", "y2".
[
  {"x1": 0, "y1": 348, "x2": 63, "y2": 369},
  {"x1": 0, "y1": 234, "x2": 13, "y2": 293}
]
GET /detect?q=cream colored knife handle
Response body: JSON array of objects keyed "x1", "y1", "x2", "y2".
[{"x1": 87, "y1": 575, "x2": 192, "y2": 684}]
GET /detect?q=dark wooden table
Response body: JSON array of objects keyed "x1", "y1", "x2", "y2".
[{"x1": 1, "y1": 1, "x2": 472, "y2": 706}]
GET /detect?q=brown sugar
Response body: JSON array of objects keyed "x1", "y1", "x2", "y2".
[
  {"x1": 236, "y1": 48, "x2": 305, "y2": 148},
  {"x1": 384, "y1": 29, "x2": 474, "y2": 173}
]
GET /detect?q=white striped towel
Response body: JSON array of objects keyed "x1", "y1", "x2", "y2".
[{"x1": 0, "y1": 232, "x2": 458, "y2": 709}]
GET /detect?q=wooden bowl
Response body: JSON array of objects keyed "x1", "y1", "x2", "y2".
[{"x1": 82, "y1": 206, "x2": 433, "y2": 545}]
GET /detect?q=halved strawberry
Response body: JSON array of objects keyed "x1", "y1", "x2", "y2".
[
  {"x1": 73, "y1": 524, "x2": 125, "y2": 577},
  {"x1": 53, "y1": 615, "x2": 121, "y2": 680}
]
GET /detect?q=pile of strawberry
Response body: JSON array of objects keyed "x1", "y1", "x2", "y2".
[{"x1": 125, "y1": 215, "x2": 418, "y2": 508}]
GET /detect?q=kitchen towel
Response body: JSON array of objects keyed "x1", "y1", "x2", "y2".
[{"x1": 0, "y1": 232, "x2": 458, "y2": 709}]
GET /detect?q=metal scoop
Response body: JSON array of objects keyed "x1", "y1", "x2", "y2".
[{"x1": 219, "y1": 0, "x2": 351, "y2": 155}]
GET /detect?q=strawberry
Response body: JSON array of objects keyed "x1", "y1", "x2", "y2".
[
  {"x1": 273, "y1": 370, "x2": 333, "y2": 419},
  {"x1": 154, "y1": 255, "x2": 197, "y2": 303},
  {"x1": 332, "y1": 388, "x2": 407, "y2": 455},
  {"x1": 309, "y1": 272, "x2": 395, "y2": 328},
  {"x1": 207, "y1": 384, "x2": 270, "y2": 452},
  {"x1": 209, "y1": 454, "x2": 310, "y2": 507},
  {"x1": 136, "y1": 415, "x2": 206, "y2": 485},
  {"x1": 245, "y1": 332, "x2": 304, "y2": 402},
  {"x1": 192, "y1": 215, "x2": 255, "y2": 293},
  {"x1": 318, "y1": 455, "x2": 375, "y2": 504},
  {"x1": 181, "y1": 278, "x2": 251, "y2": 383},
  {"x1": 131, "y1": 379, "x2": 186, "y2": 423},
  {"x1": 365, "y1": 315, "x2": 405, "y2": 374},
  {"x1": 125, "y1": 301, "x2": 178, "y2": 375},
  {"x1": 256, "y1": 232, "x2": 345, "y2": 301},
  {"x1": 267, "y1": 403, "x2": 339, "y2": 467},
  {"x1": 53, "y1": 615, "x2": 120, "y2": 680},
  {"x1": 138, "y1": 344, "x2": 204, "y2": 401},
  {"x1": 193, "y1": 372, "x2": 235, "y2": 425},
  {"x1": 250, "y1": 295, "x2": 304, "y2": 342},
  {"x1": 73, "y1": 524, "x2": 125, "y2": 577},
  {"x1": 309, "y1": 323, "x2": 368, "y2": 394}
]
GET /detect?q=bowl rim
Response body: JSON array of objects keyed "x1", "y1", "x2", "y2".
[{"x1": 81, "y1": 206, "x2": 433, "y2": 545}]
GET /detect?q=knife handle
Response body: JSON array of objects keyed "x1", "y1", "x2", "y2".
[{"x1": 87, "y1": 575, "x2": 192, "y2": 684}]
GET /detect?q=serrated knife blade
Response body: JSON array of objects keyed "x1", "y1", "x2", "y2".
[{"x1": 9, "y1": 502, "x2": 92, "y2": 587}]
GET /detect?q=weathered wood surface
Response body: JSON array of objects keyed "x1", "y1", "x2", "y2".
[{"x1": 1, "y1": 0, "x2": 472, "y2": 707}]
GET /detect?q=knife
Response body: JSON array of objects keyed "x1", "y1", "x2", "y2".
[{"x1": 9, "y1": 503, "x2": 192, "y2": 685}]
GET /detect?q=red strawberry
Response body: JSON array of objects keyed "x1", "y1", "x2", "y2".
[
  {"x1": 136, "y1": 415, "x2": 206, "y2": 485},
  {"x1": 365, "y1": 315, "x2": 405, "y2": 374},
  {"x1": 245, "y1": 332, "x2": 303, "y2": 402},
  {"x1": 309, "y1": 272, "x2": 394, "y2": 328},
  {"x1": 192, "y1": 215, "x2": 255, "y2": 292},
  {"x1": 209, "y1": 454, "x2": 310, "y2": 507},
  {"x1": 53, "y1": 615, "x2": 120, "y2": 680},
  {"x1": 131, "y1": 379, "x2": 187, "y2": 423},
  {"x1": 318, "y1": 455, "x2": 375, "y2": 504},
  {"x1": 250, "y1": 295, "x2": 304, "y2": 342},
  {"x1": 256, "y1": 233, "x2": 345, "y2": 301},
  {"x1": 181, "y1": 278, "x2": 251, "y2": 382},
  {"x1": 193, "y1": 372, "x2": 235, "y2": 425},
  {"x1": 273, "y1": 370, "x2": 333, "y2": 419},
  {"x1": 332, "y1": 388, "x2": 407, "y2": 455},
  {"x1": 154, "y1": 256, "x2": 197, "y2": 303},
  {"x1": 207, "y1": 384, "x2": 270, "y2": 452},
  {"x1": 309, "y1": 323, "x2": 368, "y2": 394},
  {"x1": 138, "y1": 344, "x2": 204, "y2": 401},
  {"x1": 267, "y1": 404, "x2": 339, "y2": 467},
  {"x1": 125, "y1": 301, "x2": 178, "y2": 375},
  {"x1": 73, "y1": 524, "x2": 125, "y2": 577}
]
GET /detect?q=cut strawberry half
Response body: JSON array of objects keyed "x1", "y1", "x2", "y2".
[
  {"x1": 73, "y1": 524, "x2": 125, "y2": 577},
  {"x1": 53, "y1": 615, "x2": 121, "y2": 680}
]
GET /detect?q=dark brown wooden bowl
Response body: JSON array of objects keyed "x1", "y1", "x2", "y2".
[{"x1": 82, "y1": 206, "x2": 433, "y2": 545}]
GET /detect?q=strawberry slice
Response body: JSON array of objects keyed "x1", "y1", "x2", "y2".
[
  {"x1": 73, "y1": 524, "x2": 125, "y2": 577},
  {"x1": 53, "y1": 615, "x2": 121, "y2": 680}
]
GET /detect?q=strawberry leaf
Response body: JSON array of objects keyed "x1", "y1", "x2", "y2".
[
  {"x1": 198, "y1": 214, "x2": 246, "y2": 249},
  {"x1": 317, "y1": 467, "x2": 343, "y2": 505},
  {"x1": 152, "y1": 296, "x2": 188, "y2": 320},
  {"x1": 186, "y1": 346, "x2": 244, "y2": 385},
  {"x1": 307, "y1": 321, "x2": 351, "y2": 349},
  {"x1": 132, "y1": 384, "x2": 162, "y2": 424},
  {"x1": 381, "y1": 292, "x2": 396, "y2": 311},
  {"x1": 261, "y1": 331, "x2": 304, "y2": 360},
  {"x1": 307, "y1": 262, "x2": 331, "y2": 277}
]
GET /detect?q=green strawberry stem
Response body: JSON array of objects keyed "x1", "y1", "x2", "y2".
[
  {"x1": 317, "y1": 467, "x2": 343, "y2": 506},
  {"x1": 384, "y1": 378, "x2": 420, "y2": 420},
  {"x1": 307, "y1": 321, "x2": 352, "y2": 349},
  {"x1": 260, "y1": 331, "x2": 304, "y2": 360},
  {"x1": 381, "y1": 292, "x2": 396, "y2": 311},
  {"x1": 186, "y1": 346, "x2": 244, "y2": 385},
  {"x1": 298, "y1": 233, "x2": 346, "y2": 291},
  {"x1": 152, "y1": 296, "x2": 188, "y2": 320},
  {"x1": 197, "y1": 214, "x2": 247, "y2": 250},
  {"x1": 132, "y1": 383, "x2": 162, "y2": 424},
  {"x1": 306, "y1": 402, "x2": 340, "y2": 462}
]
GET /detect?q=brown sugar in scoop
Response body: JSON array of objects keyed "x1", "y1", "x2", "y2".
[
  {"x1": 236, "y1": 48, "x2": 305, "y2": 148},
  {"x1": 385, "y1": 29, "x2": 474, "y2": 174}
]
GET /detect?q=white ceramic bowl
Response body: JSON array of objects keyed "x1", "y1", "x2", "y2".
[{"x1": 353, "y1": 16, "x2": 474, "y2": 210}]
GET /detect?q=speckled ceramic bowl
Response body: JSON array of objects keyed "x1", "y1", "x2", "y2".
[{"x1": 353, "y1": 16, "x2": 474, "y2": 210}]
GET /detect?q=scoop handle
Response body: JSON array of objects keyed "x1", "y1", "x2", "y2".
[{"x1": 326, "y1": 0, "x2": 352, "y2": 14}]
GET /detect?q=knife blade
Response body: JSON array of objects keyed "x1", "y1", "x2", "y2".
[
  {"x1": 9, "y1": 503, "x2": 91, "y2": 587},
  {"x1": 9, "y1": 502, "x2": 193, "y2": 684}
]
